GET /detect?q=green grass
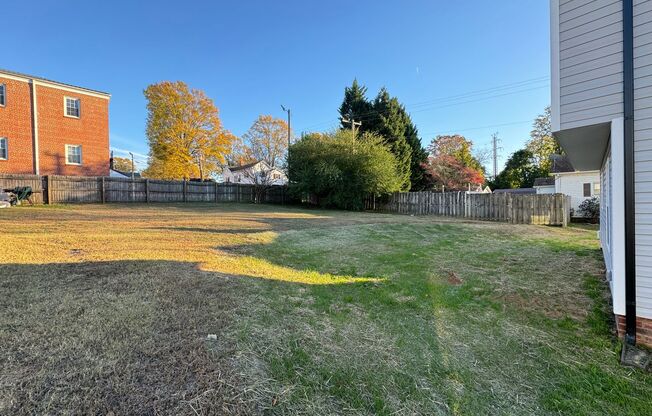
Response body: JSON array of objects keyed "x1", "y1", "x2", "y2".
[{"x1": 0, "y1": 204, "x2": 650, "y2": 415}]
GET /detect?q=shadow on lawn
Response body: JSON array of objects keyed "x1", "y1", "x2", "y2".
[{"x1": 0, "y1": 258, "x2": 412, "y2": 415}]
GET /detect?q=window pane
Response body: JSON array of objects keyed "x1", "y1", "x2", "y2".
[
  {"x1": 66, "y1": 98, "x2": 80, "y2": 117},
  {"x1": 583, "y1": 183, "x2": 591, "y2": 197},
  {"x1": 0, "y1": 138, "x2": 6, "y2": 159},
  {"x1": 67, "y1": 145, "x2": 81, "y2": 164},
  {"x1": 593, "y1": 183, "x2": 601, "y2": 196},
  {"x1": 0, "y1": 84, "x2": 5, "y2": 106}
]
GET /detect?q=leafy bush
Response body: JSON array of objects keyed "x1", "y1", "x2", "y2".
[
  {"x1": 578, "y1": 196, "x2": 600, "y2": 222},
  {"x1": 287, "y1": 130, "x2": 402, "y2": 210}
]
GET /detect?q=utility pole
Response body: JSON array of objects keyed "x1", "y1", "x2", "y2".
[
  {"x1": 491, "y1": 132, "x2": 501, "y2": 180},
  {"x1": 281, "y1": 105, "x2": 291, "y2": 149},
  {"x1": 341, "y1": 117, "x2": 362, "y2": 138}
]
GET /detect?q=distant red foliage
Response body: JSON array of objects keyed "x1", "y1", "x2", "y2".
[{"x1": 422, "y1": 155, "x2": 484, "y2": 191}]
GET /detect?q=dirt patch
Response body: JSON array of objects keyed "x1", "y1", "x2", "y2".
[{"x1": 447, "y1": 271, "x2": 463, "y2": 285}]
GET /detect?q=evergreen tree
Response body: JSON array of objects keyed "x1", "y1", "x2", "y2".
[
  {"x1": 338, "y1": 79, "x2": 372, "y2": 130},
  {"x1": 404, "y1": 122, "x2": 429, "y2": 190},
  {"x1": 338, "y1": 81, "x2": 429, "y2": 191},
  {"x1": 369, "y1": 89, "x2": 412, "y2": 191}
]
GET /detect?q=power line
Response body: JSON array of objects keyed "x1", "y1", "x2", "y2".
[
  {"x1": 298, "y1": 75, "x2": 550, "y2": 131},
  {"x1": 421, "y1": 119, "x2": 533, "y2": 137},
  {"x1": 305, "y1": 80, "x2": 549, "y2": 130}
]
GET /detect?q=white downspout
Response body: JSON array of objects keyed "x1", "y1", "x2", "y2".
[{"x1": 30, "y1": 80, "x2": 40, "y2": 175}]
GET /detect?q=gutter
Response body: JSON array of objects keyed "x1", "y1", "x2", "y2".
[
  {"x1": 30, "y1": 80, "x2": 40, "y2": 175},
  {"x1": 623, "y1": 0, "x2": 637, "y2": 345}
]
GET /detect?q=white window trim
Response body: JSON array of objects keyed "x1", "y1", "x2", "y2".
[
  {"x1": 65, "y1": 144, "x2": 82, "y2": 165},
  {"x1": 0, "y1": 137, "x2": 7, "y2": 160},
  {"x1": 63, "y1": 96, "x2": 81, "y2": 118},
  {"x1": 0, "y1": 83, "x2": 6, "y2": 107}
]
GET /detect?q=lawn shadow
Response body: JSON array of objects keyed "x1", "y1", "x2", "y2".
[{"x1": 1, "y1": 258, "x2": 433, "y2": 415}]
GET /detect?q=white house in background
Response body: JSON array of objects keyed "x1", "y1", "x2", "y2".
[
  {"x1": 534, "y1": 155, "x2": 601, "y2": 216},
  {"x1": 533, "y1": 177, "x2": 556, "y2": 194},
  {"x1": 550, "y1": 0, "x2": 652, "y2": 346},
  {"x1": 222, "y1": 160, "x2": 288, "y2": 185}
]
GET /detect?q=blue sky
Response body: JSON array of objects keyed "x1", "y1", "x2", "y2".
[{"x1": 4, "y1": 1, "x2": 550, "y2": 171}]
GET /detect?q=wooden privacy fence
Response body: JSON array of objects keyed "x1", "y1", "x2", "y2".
[
  {"x1": 0, "y1": 174, "x2": 291, "y2": 205},
  {"x1": 366, "y1": 191, "x2": 571, "y2": 226}
]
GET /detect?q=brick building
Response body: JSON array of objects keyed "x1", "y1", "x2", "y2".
[{"x1": 0, "y1": 69, "x2": 110, "y2": 176}]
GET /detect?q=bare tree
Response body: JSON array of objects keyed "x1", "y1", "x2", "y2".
[{"x1": 241, "y1": 162, "x2": 278, "y2": 203}]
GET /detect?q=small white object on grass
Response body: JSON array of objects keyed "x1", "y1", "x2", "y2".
[{"x1": 206, "y1": 334, "x2": 218, "y2": 341}]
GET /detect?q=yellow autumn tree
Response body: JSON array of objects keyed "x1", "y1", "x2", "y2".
[
  {"x1": 226, "y1": 135, "x2": 257, "y2": 166},
  {"x1": 142, "y1": 81, "x2": 233, "y2": 180},
  {"x1": 242, "y1": 115, "x2": 290, "y2": 167}
]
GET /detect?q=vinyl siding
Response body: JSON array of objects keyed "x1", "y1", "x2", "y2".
[
  {"x1": 634, "y1": 0, "x2": 652, "y2": 319},
  {"x1": 558, "y1": 0, "x2": 624, "y2": 130},
  {"x1": 555, "y1": 171, "x2": 601, "y2": 213}
]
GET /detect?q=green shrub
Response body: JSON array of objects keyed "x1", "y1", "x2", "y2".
[
  {"x1": 288, "y1": 130, "x2": 402, "y2": 210},
  {"x1": 578, "y1": 196, "x2": 600, "y2": 222}
]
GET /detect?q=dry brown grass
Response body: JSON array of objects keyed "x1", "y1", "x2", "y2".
[
  {"x1": 1, "y1": 203, "x2": 649, "y2": 415},
  {"x1": 0, "y1": 204, "x2": 405, "y2": 414}
]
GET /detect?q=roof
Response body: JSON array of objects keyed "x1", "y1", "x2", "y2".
[
  {"x1": 227, "y1": 161, "x2": 262, "y2": 172},
  {"x1": 550, "y1": 154, "x2": 575, "y2": 173},
  {"x1": 492, "y1": 188, "x2": 537, "y2": 194},
  {"x1": 226, "y1": 160, "x2": 284, "y2": 172},
  {"x1": 0, "y1": 68, "x2": 111, "y2": 97},
  {"x1": 533, "y1": 177, "x2": 555, "y2": 187},
  {"x1": 111, "y1": 169, "x2": 141, "y2": 178}
]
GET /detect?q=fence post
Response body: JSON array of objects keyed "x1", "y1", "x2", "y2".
[
  {"x1": 562, "y1": 195, "x2": 569, "y2": 227},
  {"x1": 100, "y1": 177, "x2": 105, "y2": 203},
  {"x1": 183, "y1": 179, "x2": 187, "y2": 203},
  {"x1": 46, "y1": 175, "x2": 52, "y2": 204},
  {"x1": 506, "y1": 193, "x2": 512, "y2": 223},
  {"x1": 145, "y1": 179, "x2": 150, "y2": 203}
]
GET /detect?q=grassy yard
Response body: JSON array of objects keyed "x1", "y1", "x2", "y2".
[{"x1": 1, "y1": 203, "x2": 650, "y2": 415}]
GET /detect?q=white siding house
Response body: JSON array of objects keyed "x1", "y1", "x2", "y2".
[
  {"x1": 533, "y1": 177, "x2": 556, "y2": 194},
  {"x1": 551, "y1": 0, "x2": 652, "y2": 346},
  {"x1": 555, "y1": 171, "x2": 601, "y2": 214},
  {"x1": 534, "y1": 156, "x2": 600, "y2": 215},
  {"x1": 222, "y1": 160, "x2": 288, "y2": 186}
]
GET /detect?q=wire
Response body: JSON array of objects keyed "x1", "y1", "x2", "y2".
[
  {"x1": 298, "y1": 75, "x2": 550, "y2": 131},
  {"x1": 421, "y1": 120, "x2": 533, "y2": 137}
]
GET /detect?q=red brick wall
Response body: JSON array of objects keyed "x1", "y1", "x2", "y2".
[
  {"x1": 0, "y1": 75, "x2": 110, "y2": 176},
  {"x1": 615, "y1": 314, "x2": 652, "y2": 347},
  {"x1": 36, "y1": 84, "x2": 109, "y2": 176},
  {"x1": 0, "y1": 77, "x2": 35, "y2": 174}
]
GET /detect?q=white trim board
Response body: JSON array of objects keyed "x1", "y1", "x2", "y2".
[
  {"x1": 0, "y1": 71, "x2": 111, "y2": 100},
  {"x1": 611, "y1": 117, "x2": 626, "y2": 316}
]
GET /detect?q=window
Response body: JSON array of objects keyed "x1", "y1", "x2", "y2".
[
  {"x1": 0, "y1": 138, "x2": 7, "y2": 160},
  {"x1": 64, "y1": 97, "x2": 80, "y2": 118},
  {"x1": 583, "y1": 183, "x2": 591, "y2": 197},
  {"x1": 593, "y1": 182, "x2": 601, "y2": 196},
  {"x1": 0, "y1": 84, "x2": 5, "y2": 106},
  {"x1": 66, "y1": 145, "x2": 82, "y2": 165}
]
